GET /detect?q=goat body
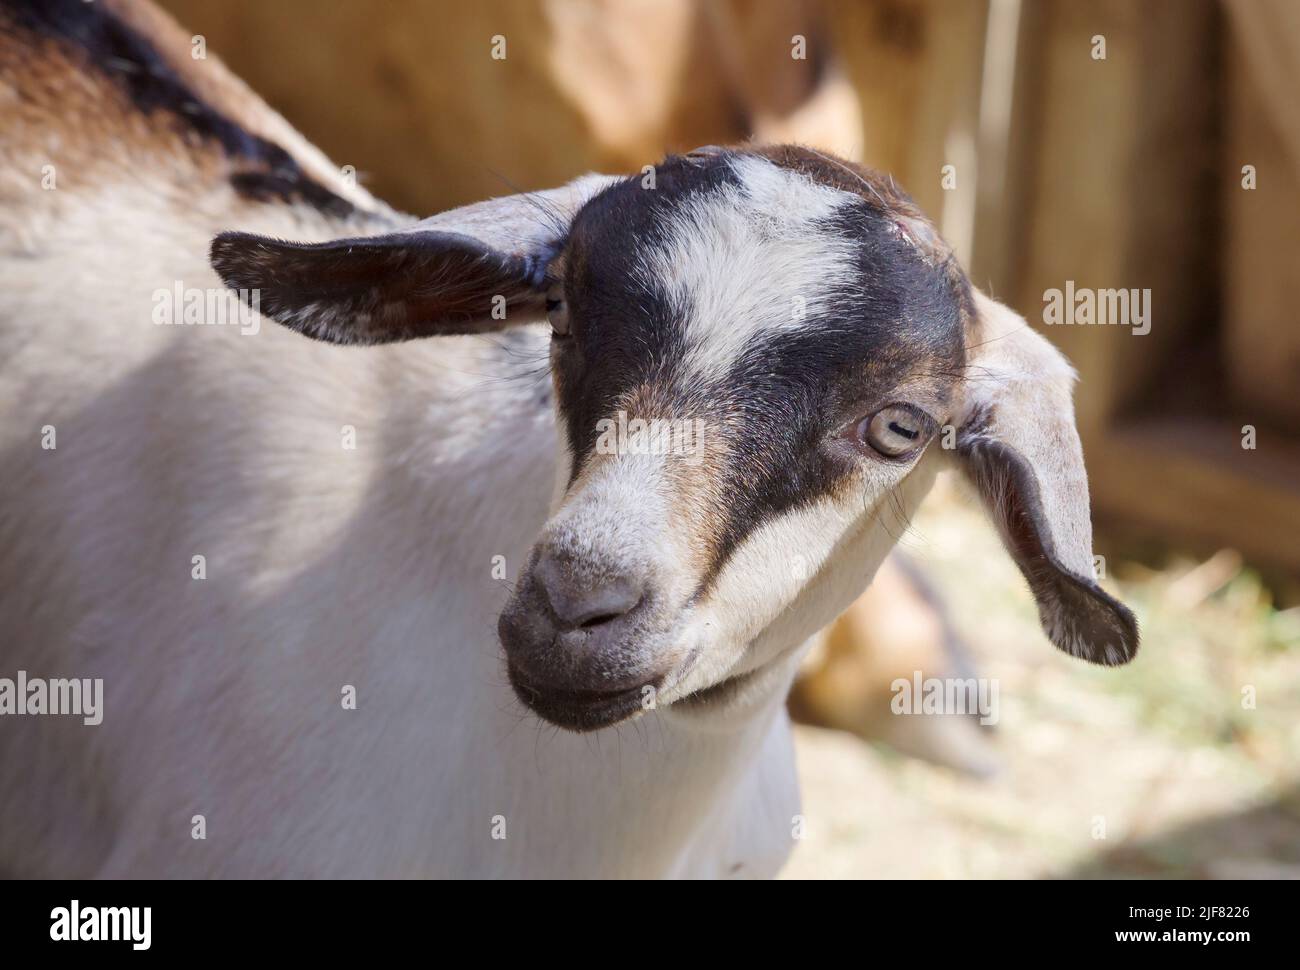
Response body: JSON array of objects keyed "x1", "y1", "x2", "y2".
[
  {"x1": 0, "y1": 0, "x2": 1135, "y2": 879},
  {"x1": 0, "y1": 0, "x2": 803, "y2": 878}
]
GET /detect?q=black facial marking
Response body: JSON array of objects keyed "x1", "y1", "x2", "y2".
[
  {"x1": 6, "y1": 0, "x2": 355, "y2": 217},
  {"x1": 553, "y1": 155, "x2": 739, "y2": 474},
  {"x1": 551, "y1": 149, "x2": 968, "y2": 583},
  {"x1": 697, "y1": 200, "x2": 965, "y2": 583}
]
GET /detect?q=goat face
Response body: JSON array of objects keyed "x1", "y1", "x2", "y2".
[{"x1": 212, "y1": 145, "x2": 1137, "y2": 733}]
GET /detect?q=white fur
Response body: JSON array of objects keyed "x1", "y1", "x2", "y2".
[
  {"x1": 0, "y1": 173, "x2": 811, "y2": 876},
  {"x1": 0, "y1": 30, "x2": 950, "y2": 877},
  {"x1": 639, "y1": 154, "x2": 858, "y2": 383}
]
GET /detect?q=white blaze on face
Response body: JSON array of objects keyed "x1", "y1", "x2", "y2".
[
  {"x1": 665, "y1": 453, "x2": 942, "y2": 701},
  {"x1": 542, "y1": 449, "x2": 693, "y2": 609},
  {"x1": 636, "y1": 155, "x2": 860, "y2": 384}
]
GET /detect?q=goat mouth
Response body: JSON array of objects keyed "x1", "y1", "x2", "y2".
[{"x1": 506, "y1": 665, "x2": 650, "y2": 733}]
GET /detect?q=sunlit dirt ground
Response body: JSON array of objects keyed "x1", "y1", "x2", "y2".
[{"x1": 783, "y1": 475, "x2": 1300, "y2": 879}]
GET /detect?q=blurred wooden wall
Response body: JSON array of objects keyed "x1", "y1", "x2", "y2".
[
  {"x1": 159, "y1": 1, "x2": 987, "y2": 233},
  {"x1": 161, "y1": 0, "x2": 843, "y2": 213}
]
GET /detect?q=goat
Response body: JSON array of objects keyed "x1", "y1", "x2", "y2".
[{"x1": 0, "y1": 0, "x2": 1137, "y2": 878}]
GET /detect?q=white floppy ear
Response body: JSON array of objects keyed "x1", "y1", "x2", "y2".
[
  {"x1": 210, "y1": 174, "x2": 622, "y2": 345},
  {"x1": 954, "y1": 290, "x2": 1138, "y2": 665}
]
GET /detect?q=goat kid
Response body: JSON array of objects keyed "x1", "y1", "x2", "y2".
[{"x1": 0, "y1": 0, "x2": 1137, "y2": 878}]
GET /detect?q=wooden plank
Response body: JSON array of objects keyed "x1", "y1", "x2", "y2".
[
  {"x1": 1003, "y1": 0, "x2": 1219, "y2": 434},
  {"x1": 1088, "y1": 419, "x2": 1300, "y2": 576},
  {"x1": 1222, "y1": 19, "x2": 1300, "y2": 429}
]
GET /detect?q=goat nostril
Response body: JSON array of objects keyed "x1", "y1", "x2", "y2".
[{"x1": 534, "y1": 555, "x2": 645, "y2": 631}]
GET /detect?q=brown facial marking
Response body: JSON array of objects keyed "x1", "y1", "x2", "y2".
[{"x1": 612, "y1": 382, "x2": 735, "y2": 577}]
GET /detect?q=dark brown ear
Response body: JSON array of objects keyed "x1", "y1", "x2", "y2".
[
  {"x1": 955, "y1": 291, "x2": 1139, "y2": 666},
  {"x1": 210, "y1": 173, "x2": 623, "y2": 345},
  {"x1": 210, "y1": 230, "x2": 543, "y2": 344}
]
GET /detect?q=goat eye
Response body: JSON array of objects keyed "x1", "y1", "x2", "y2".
[
  {"x1": 545, "y1": 287, "x2": 570, "y2": 337},
  {"x1": 858, "y1": 404, "x2": 929, "y2": 458}
]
